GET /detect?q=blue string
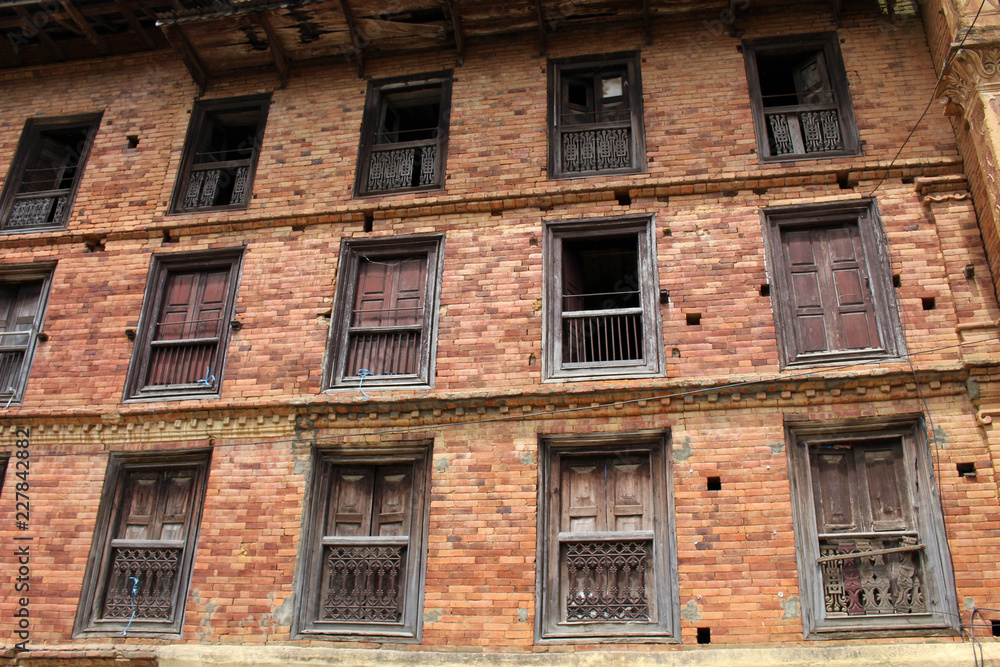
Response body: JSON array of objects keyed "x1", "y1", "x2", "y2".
[
  {"x1": 120, "y1": 576, "x2": 139, "y2": 636},
  {"x1": 357, "y1": 369, "x2": 371, "y2": 397}
]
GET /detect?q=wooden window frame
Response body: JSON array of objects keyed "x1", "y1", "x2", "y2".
[
  {"x1": 324, "y1": 234, "x2": 444, "y2": 390},
  {"x1": 292, "y1": 442, "x2": 431, "y2": 641},
  {"x1": 743, "y1": 33, "x2": 860, "y2": 162},
  {"x1": 543, "y1": 215, "x2": 663, "y2": 381},
  {"x1": 761, "y1": 199, "x2": 903, "y2": 368},
  {"x1": 548, "y1": 52, "x2": 646, "y2": 180},
  {"x1": 0, "y1": 263, "x2": 55, "y2": 407},
  {"x1": 73, "y1": 448, "x2": 211, "y2": 638},
  {"x1": 536, "y1": 430, "x2": 678, "y2": 643},
  {"x1": 169, "y1": 95, "x2": 270, "y2": 214},
  {"x1": 354, "y1": 72, "x2": 452, "y2": 198},
  {"x1": 123, "y1": 248, "x2": 244, "y2": 402},
  {"x1": 785, "y1": 417, "x2": 959, "y2": 638},
  {"x1": 0, "y1": 113, "x2": 101, "y2": 233}
]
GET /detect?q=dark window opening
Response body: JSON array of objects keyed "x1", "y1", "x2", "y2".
[
  {"x1": 562, "y1": 236, "x2": 642, "y2": 364},
  {"x1": 756, "y1": 51, "x2": 834, "y2": 108},
  {"x1": 171, "y1": 96, "x2": 269, "y2": 213},
  {"x1": 357, "y1": 75, "x2": 451, "y2": 196}
]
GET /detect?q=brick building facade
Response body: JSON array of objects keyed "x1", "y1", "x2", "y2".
[{"x1": 0, "y1": 0, "x2": 999, "y2": 664}]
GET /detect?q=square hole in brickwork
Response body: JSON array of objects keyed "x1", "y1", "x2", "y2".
[
  {"x1": 686, "y1": 313, "x2": 701, "y2": 326},
  {"x1": 760, "y1": 284, "x2": 770, "y2": 297},
  {"x1": 922, "y1": 297, "x2": 936, "y2": 311},
  {"x1": 965, "y1": 265, "x2": 976, "y2": 279},
  {"x1": 992, "y1": 619, "x2": 1000, "y2": 637},
  {"x1": 707, "y1": 476, "x2": 721, "y2": 491},
  {"x1": 363, "y1": 212, "x2": 374, "y2": 233},
  {"x1": 126, "y1": 135, "x2": 139, "y2": 149},
  {"x1": 697, "y1": 627, "x2": 711, "y2": 644},
  {"x1": 615, "y1": 188, "x2": 631, "y2": 206},
  {"x1": 957, "y1": 462, "x2": 976, "y2": 478},
  {"x1": 893, "y1": 274, "x2": 901, "y2": 288}
]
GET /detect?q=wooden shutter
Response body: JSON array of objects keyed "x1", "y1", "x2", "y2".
[
  {"x1": 372, "y1": 465, "x2": 413, "y2": 538},
  {"x1": 147, "y1": 269, "x2": 229, "y2": 386},
  {"x1": 117, "y1": 469, "x2": 195, "y2": 541},
  {"x1": 858, "y1": 445, "x2": 911, "y2": 532},
  {"x1": 782, "y1": 224, "x2": 881, "y2": 357},
  {"x1": 346, "y1": 257, "x2": 427, "y2": 376},
  {"x1": 810, "y1": 450, "x2": 859, "y2": 533},
  {"x1": 0, "y1": 280, "x2": 43, "y2": 394},
  {"x1": 326, "y1": 466, "x2": 376, "y2": 538},
  {"x1": 559, "y1": 454, "x2": 652, "y2": 534},
  {"x1": 793, "y1": 51, "x2": 833, "y2": 106}
]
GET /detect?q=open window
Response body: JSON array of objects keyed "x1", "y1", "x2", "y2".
[
  {"x1": 785, "y1": 418, "x2": 959, "y2": 637},
  {"x1": 170, "y1": 96, "x2": 269, "y2": 213},
  {"x1": 325, "y1": 235, "x2": 443, "y2": 390},
  {"x1": 743, "y1": 33, "x2": 859, "y2": 161},
  {"x1": 355, "y1": 73, "x2": 451, "y2": 196},
  {"x1": 537, "y1": 431, "x2": 678, "y2": 642},
  {"x1": 549, "y1": 53, "x2": 645, "y2": 178},
  {"x1": 0, "y1": 264, "x2": 54, "y2": 406},
  {"x1": 544, "y1": 216, "x2": 663, "y2": 381},
  {"x1": 0, "y1": 114, "x2": 100, "y2": 232},
  {"x1": 74, "y1": 449, "x2": 210, "y2": 637},
  {"x1": 123, "y1": 249, "x2": 243, "y2": 402},
  {"x1": 293, "y1": 443, "x2": 431, "y2": 640},
  {"x1": 762, "y1": 200, "x2": 903, "y2": 367}
]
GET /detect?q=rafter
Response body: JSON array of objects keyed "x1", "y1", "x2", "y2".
[
  {"x1": 115, "y1": 0, "x2": 156, "y2": 50},
  {"x1": 533, "y1": 0, "x2": 546, "y2": 57},
  {"x1": 442, "y1": 0, "x2": 465, "y2": 65},
  {"x1": 14, "y1": 5, "x2": 65, "y2": 60},
  {"x1": 338, "y1": 0, "x2": 364, "y2": 77},
  {"x1": 162, "y1": 23, "x2": 207, "y2": 95},
  {"x1": 640, "y1": 0, "x2": 651, "y2": 44},
  {"x1": 61, "y1": 0, "x2": 110, "y2": 55},
  {"x1": 255, "y1": 11, "x2": 289, "y2": 88}
]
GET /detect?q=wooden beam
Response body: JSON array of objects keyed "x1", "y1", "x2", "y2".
[
  {"x1": 61, "y1": 0, "x2": 111, "y2": 55},
  {"x1": 14, "y1": 6, "x2": 66, "y2": 60},
  {"x1": 256, "y1": 11, "x2": 289, "y2": 88},
  {"x1": 886, "y1": 0, "x2": 897, "y2": 23},
  {"x1": 443, "y1": 0, "x2": 465, "y2": 65},
  {"x1": 115, "y1": 0, "x2": 156, "y2": 50},
  {"x1": 533, "y1": 0, "x2": 546, "y2": 57},
  {"x1": 338, "y1": 0, "x2": 364, "y2": 77},
  {"x1": 728, "y1": 0, "x2": 737, "y2": 36},
  {"x1": 162, "y1": 24, "x2": 207, "y2": 95},
  {"x1": 0, "y1": 29, "x2": 24, "y2": 67},
  {"x1": 640, "y1": 0, "x2": 651, "y2": 44},
  {"x1": 829, "y1": 0, "x2": 842, "y2": 27}
]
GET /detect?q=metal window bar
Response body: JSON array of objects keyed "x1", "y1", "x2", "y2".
[
  {"x1": 562, "y1": 307, "x2": 643, "y2": 363},
  {"x1": 153, "y1": 316, "x2": 224, "y2": 340},
  {"x1": 101, "y1": 541, "x2": 183, "y2": 621},
  {"x1": 561, "y1": 537, "x2": 651, "y2": 622},
  {"x1": 818, "y1": 535, "x2": 926, "y2": 616}
]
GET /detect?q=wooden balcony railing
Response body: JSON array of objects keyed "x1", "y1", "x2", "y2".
[
  {"x1": 7, "y1": 190, "x2": 69, "y2": 228},
  {"x1": 102, "y1": 543, "x2": 182, "y2": 621},
  {"x1": 563, "y1": 538, "x2": 650, "y2": 622},
  {"x1": 560, "y1": 126, "x2": 632, "y2": 173},
  {"x1": 322, "y1": 543, "x2": 405, "y2": 622},
  {"x1": 562, "y1": 309, "x2": 643, "y2": 364},
  {"x1": 366, "y1": 142, "x2": 439, "y2": 192},
  {"x1": 818, "y1": 535, "x2": 926, "y2": 616},
  {"x1": 765, "y1": 106, "x2": 843, "y2": 156},
  {"x1": 182, "y1": 163, "x2": 250, "y2": 209}
]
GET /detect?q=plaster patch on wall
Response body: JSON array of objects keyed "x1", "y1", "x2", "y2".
[
  {"x1": 520, "y1": 450, "x2": 535, "y2": 466},
  {"x1": 435, "y1": 457, "x2": 450, "y2": 472},
  {"x1": 424, "y1": 608, "x2": 444, "y2": 624},
  {"x1": 781, "y1": 595, "x2": 800, "y2": 619},
  {"x1": 933, "y1": 425, "x2": 949, "y2": 449},
  {"x1": 517, "y1": 608, "x2": 529, "y2": 622},
  {"x1": 673, "y1": 436, "x2": 693, "y2": 463},
  {"x1": 965, "y1": 596, "x2": 976, "y2": 611},
  {"x1": 769, "y1": 440, "x2": 785, "y2": 455},
  {"x1": 681, "y1": 598, "x2": 702, "y2": 622}
]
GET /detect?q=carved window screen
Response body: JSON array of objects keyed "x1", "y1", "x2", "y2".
[
  {"x1": 355, "y1": 74, "x2": 451, "y2": 196},
  {"x1": 0, "y1": 114, "x2": 100, "y2": 232},
  {"x1": 74, "y1": 451, "x2": 210, "y2": 637},
  {"x1": 325, "y1": 235, "x2": 443, "y2": 390},
  {"x1": 544, "y1": 216, "x2": 663, "y2": 381},
  {"x1": 295, "y1": 447, "x2": 430, "y2": 640},
  {"x1": 170, "y1": 96, "x2": 269, "y2": 213},
  {"x1": 538, "y1": 433, "x2": 678, "y2": 642},
  {"x1": 549, "y1": 54, "x2": 645, "y2": 179},
  {"x1": 743, "y1": 33, "x2": 859, "y2": 161},
  {"x1": 786, "y1": 420, "x2": 959, "y2": 637},
  {"x1": 124, "y1": 249, "x2": 243, "y2": 402}
]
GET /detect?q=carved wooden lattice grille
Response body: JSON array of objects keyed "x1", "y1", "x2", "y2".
[
  {"x1": 819, "y1": 537, "x2": 925, "y2": 616},
  {"x1": 322, "y1": 544, "x2": 405, "y2": 622},
  {"x1": 102, "y1": 546, "x2": 181, "y2": 620},
  {"x1": 563, "y1": 539, "x2": 650, "y2": 622},
  {"x1": 366, "y1": 145, "x2": 438, "y2": 192},
  {"x1": 561, "y1": 128, "x2": 632, "y2": 173},
  {"x1": 183, "y1": 166, "x2": 250, "y2": 209},
  {"x1": 8, "y1": 194, "x2": 67, "y2": 228},
  {"x1": 766, "y1": 110, "x2": 843, "y2": 156}
]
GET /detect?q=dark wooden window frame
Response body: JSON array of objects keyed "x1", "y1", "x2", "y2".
[
  {"x1": 743, "y1": 32, "x2": 860, "y2": 162},
  {"x1": 324, "y1": 234, "x2": 444, "y2": 390},
  {"x1": 543, "y1": 215, "x2": 663, "y2": 381},
  {"x1": 536, "y1": 430, "x2": 678, "y2": 643},
  {"x1": 73, "y1": 448, "x2": 211, "y2": 638},
  {"x1": 784, "y1": 417, "x2": 959, "y2": 638},
  {"x1": 169, "y1": 95, "x2": 270, "y2": 214},
  {"x1": 761, "y1": 199, "x2": 904, "y2": 368},
  {"x1": 354, "y1": 72, "x2": 452, "y2": 198},
  {"x1": 0, "y1": 113, "x2": 101, "y2": 233},
  {"x1": 0, "y1": 262, "x2": 55, "y2": 407},
  {"x1": 292, "y1": 442, "x2": 431, "y2": 641},
  {"x1": 123, "y1": 248, "x2": 244, "y2": 402},
  {"x1": 548, "y1": 52, "x2": 646, "y2": 180}
]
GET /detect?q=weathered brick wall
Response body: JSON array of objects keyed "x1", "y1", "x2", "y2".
[{"x1": 0, "y1": 0, "x2": 997, "y2": 658}]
